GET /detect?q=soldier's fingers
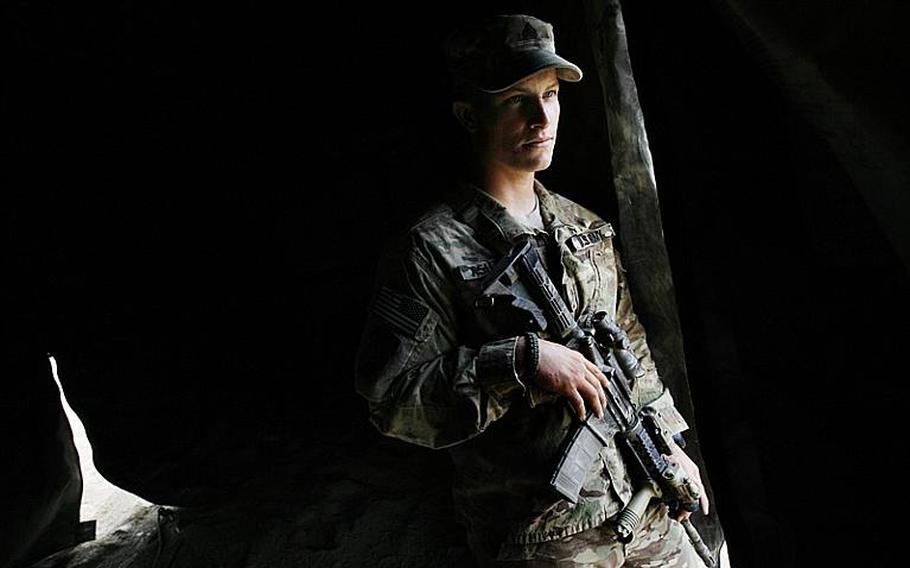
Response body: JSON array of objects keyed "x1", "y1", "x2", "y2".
[
  {"x1": 583, "y1": 358, "x2": 610, "y2": 386},
  {"x1": 687, "y1": 474, "x2": 708, "y2": 516},
  {"x1": 585, "y1": 370, "x2": 607, "y2": 411},
  {"x1": 568, "y1": 391, "x2": 586, "y2": 420},
  {"x1": 577, "y1": 382, "x2": 603, "y2": 419}
]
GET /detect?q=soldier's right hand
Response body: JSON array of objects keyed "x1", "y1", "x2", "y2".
[{"x1": 534, "y1": 339, "x2": 609, "y2": 420}]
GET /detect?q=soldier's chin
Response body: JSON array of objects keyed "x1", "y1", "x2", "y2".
[
  {"x1": 507, "y1": 150, "x2": 553, "y2": 173},
  {"x1": 530, "y1": 155, "x2": 554, "y2": 172}
]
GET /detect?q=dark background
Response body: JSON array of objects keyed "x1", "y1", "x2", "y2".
[{"x1": 4, "y1": 1, "x2": 908, "y2": 566}]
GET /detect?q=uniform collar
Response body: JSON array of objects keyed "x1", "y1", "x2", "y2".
[{"x1": 451, "y1": 179, "x2": 566, "y2": 250}]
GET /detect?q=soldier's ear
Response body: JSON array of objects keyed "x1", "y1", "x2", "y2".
[{"x1": 452, "y1": 101, "x2": 478, "y2": 133}]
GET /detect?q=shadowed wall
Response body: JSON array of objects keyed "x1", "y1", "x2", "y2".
[{"x1": 3, "y1": 1, "x2": 907, "y2": 566}]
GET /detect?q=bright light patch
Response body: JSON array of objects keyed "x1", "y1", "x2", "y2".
[{"x1": 49, "y1": 356, "x2": 152, "y2": 538}]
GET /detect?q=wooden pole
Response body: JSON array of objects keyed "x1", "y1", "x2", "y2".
[{"x1": 582, "y1": 0, "x2": 725, "y2": 559}]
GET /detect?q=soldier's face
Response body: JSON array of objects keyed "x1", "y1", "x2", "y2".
[{"x1": 474, "y1": 68, "x2": 561, "y2": 175}]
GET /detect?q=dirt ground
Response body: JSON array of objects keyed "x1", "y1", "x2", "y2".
[{"x1": 39, "y1": 357, "x2": 728, "y2": 568}]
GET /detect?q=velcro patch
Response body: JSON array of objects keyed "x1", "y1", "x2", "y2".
[
  {"x1": 454, "y1": 261, "x2": 494, "y2": 281},
  {"x1": 371, "y1": 286, "x2": 431, "y2": 340},
  {"x1": 566, "y1": 224, "x2": 614, "y2": 253}
]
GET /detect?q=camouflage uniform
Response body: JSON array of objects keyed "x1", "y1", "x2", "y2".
[
  {"x1": 355, "y1": 181, "x2": 702, "y2": 566},
  {"x1": 491, "y1": 502, "x2": 704, "y2": 567}
]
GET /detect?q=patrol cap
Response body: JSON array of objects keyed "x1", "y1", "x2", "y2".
[{"x1": 444, "y1": 14, "x2": 583, "y2": 93}]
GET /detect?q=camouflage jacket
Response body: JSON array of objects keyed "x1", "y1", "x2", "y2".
[{"x1": 355, "y1": 180, "x2": 688, "y2": 553}]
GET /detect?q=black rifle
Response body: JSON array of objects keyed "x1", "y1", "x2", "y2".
[{"x1": 476, "y1": 239, "x2": 715, "y2": 567}]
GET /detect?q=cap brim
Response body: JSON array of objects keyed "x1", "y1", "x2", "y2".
[{"x1": 477, "y1": 50, "x2": 583, "y2": 93}]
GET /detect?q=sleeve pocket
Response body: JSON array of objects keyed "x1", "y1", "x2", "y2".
[{"x1": 641, "y1": 388, "x2": 689, "y2": 437}]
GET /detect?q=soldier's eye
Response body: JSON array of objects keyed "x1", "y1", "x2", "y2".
[
  {"x1": 506, "y1": 95, "x2": 523, "y2": 105},
  {"x1": 544, "y1": 89, "x2": 558, "y2": 99}
]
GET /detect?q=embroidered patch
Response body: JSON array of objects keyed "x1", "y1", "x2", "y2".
[
  {"x1": 566, "y1": 224, "x2": 614, "y2": 253},
  {"x1": 454, "y1": 261, "x2": 494, "y2": 281},
  {"x1": 371, "y1": 286, "x2": 431, "y2": 340}
]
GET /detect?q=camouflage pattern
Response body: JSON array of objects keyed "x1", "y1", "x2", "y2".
[
  {"x1": 444, "y1": 14, "x2": 583, "y2": 93},
  {"x1": 489, "y1": 502, "x2": 708, "y2": 567},
  {"x1": 355, "y1": 181, "x2": 690, "y2": 556}
]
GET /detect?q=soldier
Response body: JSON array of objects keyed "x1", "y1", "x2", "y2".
[{"x1": 355, "y1": 14, "x2": 710, "y2": 567}]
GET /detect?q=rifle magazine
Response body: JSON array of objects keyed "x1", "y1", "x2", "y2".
[{"x1": 549, "y1": 423, "x2": 603, "y2": 504}]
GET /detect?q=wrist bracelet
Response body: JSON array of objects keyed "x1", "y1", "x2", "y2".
[{"x1": 523, "y1": 332, "x2": 540, "y2": 381}]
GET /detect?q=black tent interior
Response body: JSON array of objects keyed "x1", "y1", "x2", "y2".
[{"x1": 4, "y1": 1, "x2": 908, "y2": 567}]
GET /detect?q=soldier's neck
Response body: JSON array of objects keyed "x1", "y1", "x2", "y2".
[{"x1": 474, "y1": 166, "x2": 537, "y2": 217}]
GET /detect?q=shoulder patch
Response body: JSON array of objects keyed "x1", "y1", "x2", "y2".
[{"x1": 371, "y1": 286, "x2": 432, "y2": 340}]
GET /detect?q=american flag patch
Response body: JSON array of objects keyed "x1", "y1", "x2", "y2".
[{"x1": 371, "y1": 286, "x2": 431, "y2": 340}]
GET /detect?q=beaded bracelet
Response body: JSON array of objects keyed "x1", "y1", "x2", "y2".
[{"x1": 523, "y1": 332, "x2": 540, "y2": 381}]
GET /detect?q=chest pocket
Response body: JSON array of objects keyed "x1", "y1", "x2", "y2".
[{"x1": 562, "y1": 222, "x2": 619, "y2": 318}]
